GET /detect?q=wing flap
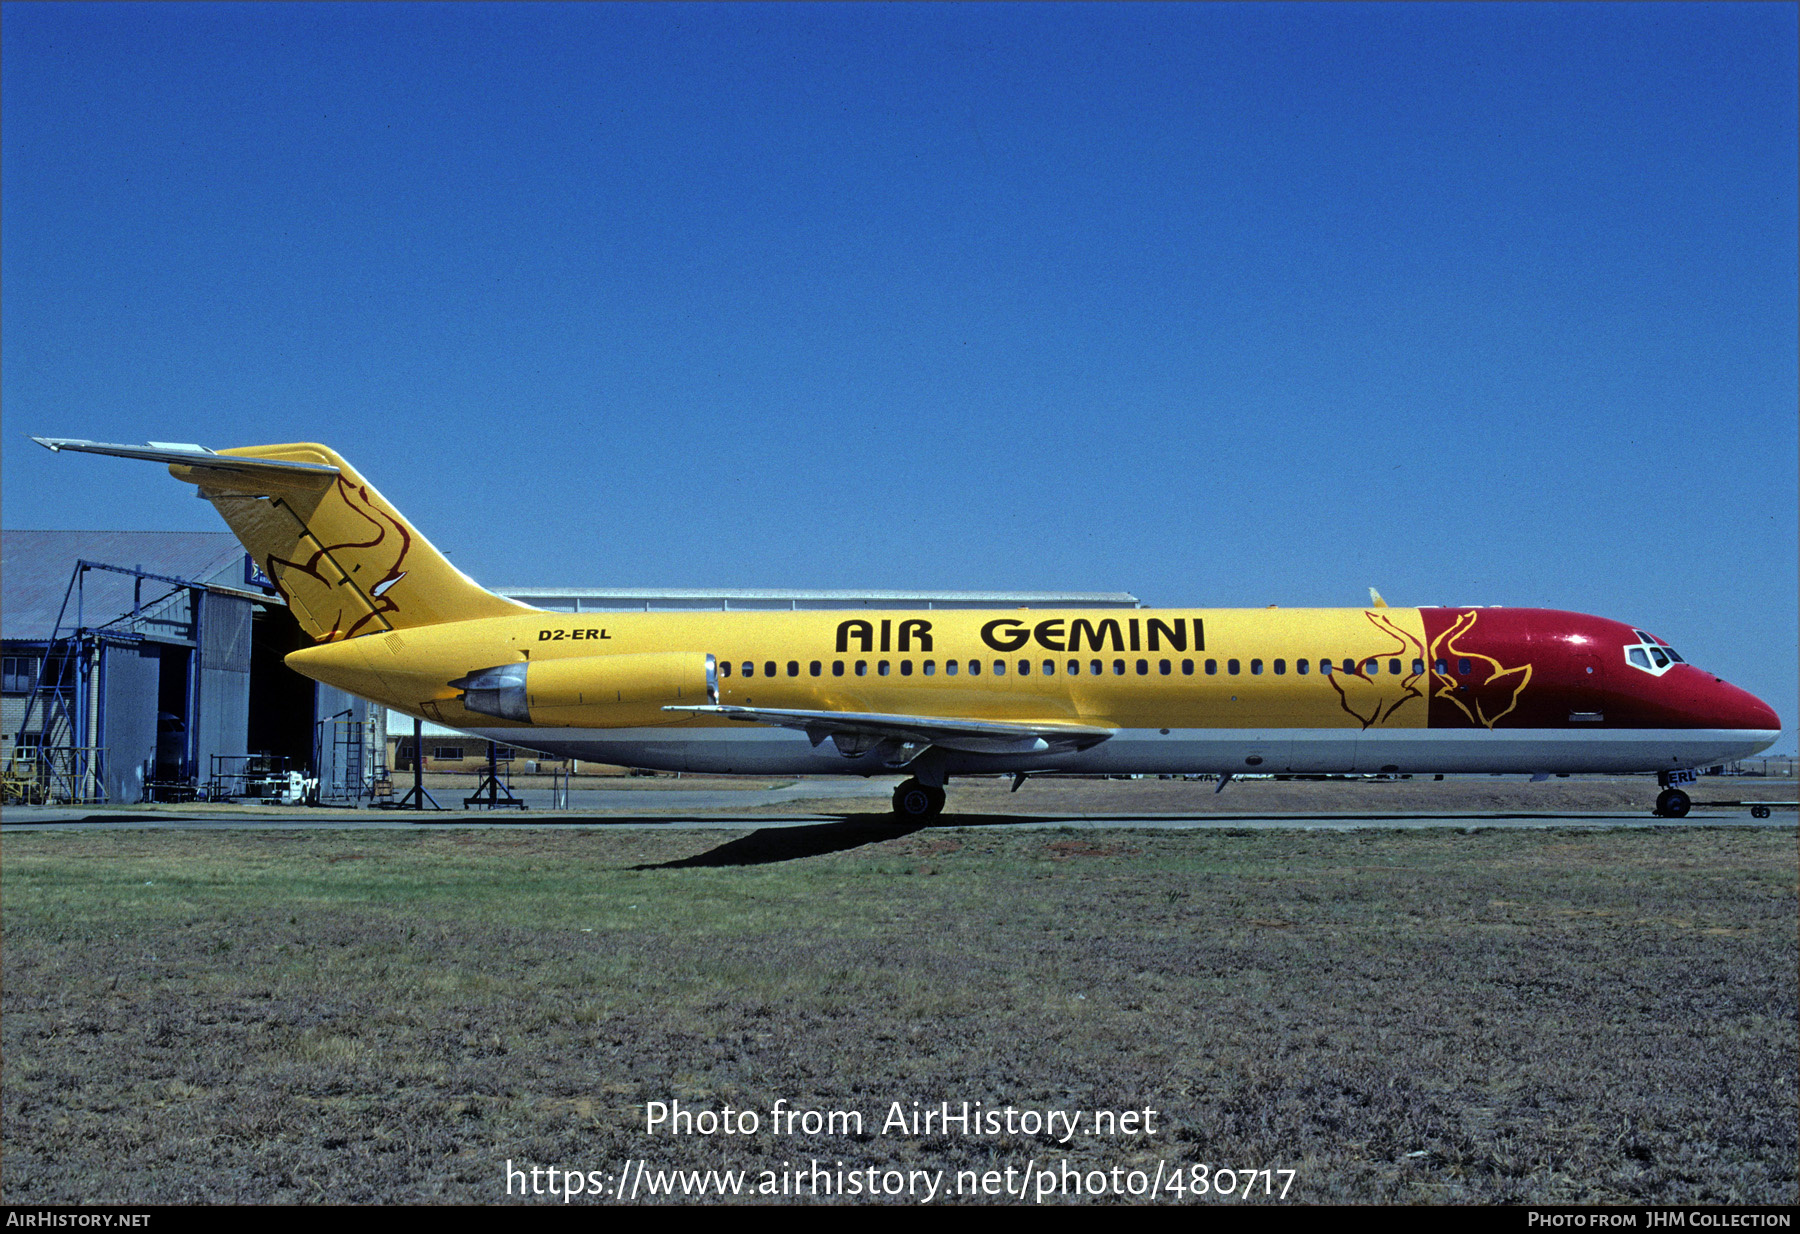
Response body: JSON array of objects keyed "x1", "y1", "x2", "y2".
[{"x1": 665, "y1": 704, "x2": 1115, "y2": 756}]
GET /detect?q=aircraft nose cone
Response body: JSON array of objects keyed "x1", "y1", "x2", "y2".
[
  {"x1": 1732, "y1": 687, "x2": 1781, "y2": 733},
  {"x1": 1701, "y1": 674, "x2": 1782, "y2": 732},
  {"x1": 1655, "y1": 667, "x2": 1782, "y2": 733}
]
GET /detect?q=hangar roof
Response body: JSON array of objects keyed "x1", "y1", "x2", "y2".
[{"x1": 1, "y1": 530, "x2": 260, "y2": 641}]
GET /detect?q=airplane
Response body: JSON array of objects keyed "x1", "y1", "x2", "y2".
[{"x1": 33, "y1": 438, "x2": 1783, "y2": 820}]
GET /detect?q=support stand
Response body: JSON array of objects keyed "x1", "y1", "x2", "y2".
[
  {"x1": 395, "y1": 718, "x2": 443, "y2": 811},
  {"x1": 465, "y1": 740, "x2": 526, "y2": 809}
]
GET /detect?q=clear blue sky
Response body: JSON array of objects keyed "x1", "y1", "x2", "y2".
[{"x1": 5, "y1": 3, "x2": 1795, "y2": 750}]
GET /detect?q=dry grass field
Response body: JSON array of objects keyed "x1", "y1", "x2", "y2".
[{"x1": 3, "y1": 820, "x2": 1794, "y2": 1205}]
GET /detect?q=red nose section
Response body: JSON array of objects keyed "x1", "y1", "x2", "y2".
[
  {"x1": 1665, "y1": 668, "x2": 1782, "y2": 731},
  {"x1": 1721, "y1": 682, "x2": 1781, "y2": 732}
]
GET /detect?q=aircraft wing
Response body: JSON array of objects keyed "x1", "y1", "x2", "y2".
[{"x1": 665, "y1": 703, "x2": 1114, "y2": 760}]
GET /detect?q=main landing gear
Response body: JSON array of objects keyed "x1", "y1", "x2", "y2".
[{"x1": 892, "y1": 778, "x2": 946, "y2": 821}]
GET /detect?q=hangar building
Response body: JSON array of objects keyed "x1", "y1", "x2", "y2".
[{"x1": 1, "y1": 530, "x2": 368, "y2": 803}]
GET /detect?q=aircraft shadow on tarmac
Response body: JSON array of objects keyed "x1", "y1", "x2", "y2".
[
  {"x1": 632, "y1": 816, "x2": 930, "y2": 868},
  {"x1": 619, "y1": 811, "x2": 1208, "y2": 870}
]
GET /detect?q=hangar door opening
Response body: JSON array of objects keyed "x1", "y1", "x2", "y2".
[{"x1": 248, "y1": 604, "x2": 316, "y2": 771}]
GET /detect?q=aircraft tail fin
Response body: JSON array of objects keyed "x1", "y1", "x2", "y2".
[{"x1": 34, "y1": 438, "x2": 534, "y2": 641}]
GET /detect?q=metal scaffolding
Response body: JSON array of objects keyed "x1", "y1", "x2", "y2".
[{"x1": 6, "y1": 559, "x2": 207, "y2": 804}]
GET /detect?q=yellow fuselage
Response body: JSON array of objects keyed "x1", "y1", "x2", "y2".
[{"x1": 289, "y1": 606, "x2": 1434, "y2": 733}]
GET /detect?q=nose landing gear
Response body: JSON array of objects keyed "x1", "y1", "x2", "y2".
[
  {"x1": 1655, "y1": 769, "x2": 1696, "y2": 818},
  {"x1": 1654, "y1": 787, "x2": 1691, "y2": 818},
  {"x1": 892, "y1": 778, "x2": 946, "y2": 821}
]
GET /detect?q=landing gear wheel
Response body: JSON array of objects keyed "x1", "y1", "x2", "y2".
[
  {"x1": 892, "y1": 779, "x2": 944, "y2": 821},
  {"x1": 1751, "y1": 804, "x2": 1771, "y2": 819},
  {"x1": 1655, "y1": 788, "x2": 1691, "y2": 818}
]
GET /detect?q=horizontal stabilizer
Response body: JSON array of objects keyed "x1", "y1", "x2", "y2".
[{"x1": 33, "y1": 437, "x2": 340, "y2": 482}]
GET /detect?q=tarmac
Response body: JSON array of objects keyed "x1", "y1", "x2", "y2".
[{"x1": 3, "y1": 773, "x2": 1794, "y2": 834}]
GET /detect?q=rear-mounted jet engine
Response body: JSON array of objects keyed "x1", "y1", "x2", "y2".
[{"x1": 452, "y1": 652, "x2": 717, "y2": 727}]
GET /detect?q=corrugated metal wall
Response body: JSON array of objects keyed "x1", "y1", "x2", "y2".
[
  {"x1": 101, "y1": 642, "x2": 160, "y2": 802},
  {"x1": 314, "y1": 683, "x2": 370, "y2": 799},
  {"x1": 195, "y1": 592, "x2": 252, "y2": 782}
]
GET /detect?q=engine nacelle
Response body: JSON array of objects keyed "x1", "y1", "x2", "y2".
[{"x1": 452, "y1": 652, "x2": 716, "y2": 727}]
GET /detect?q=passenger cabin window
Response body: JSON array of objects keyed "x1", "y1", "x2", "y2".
[
  {"x1": 855, "y1": 661, "x2": 867, "y2": 676},
  {"x1": 879, "y1": 661, "x2": 890, "y2": 676},
  {"x1": 1389, "y1": 659, "x2": 1401, "y2": 675},
  {"x1": 1112, "y1": 660, "x2": 1126, "y2": 676},
  {"x1": 1091, "y1": 660, "x2": 1103, "y2": 676},
  {"x1": 1068, "y1": 660, "x2": 1081, "y2": 675},
  {"x1": 810, "y1": 661, "x2": 821, "y2": 676},
  {"x1": 924, "y1": 661, "x2": 935, "y2": 676},
  {"x1": 1297, "y1": 659, "x2": 1309, "y2": 675},
  {"x1": 765, "y1": 661, "x2": 777, "y2": 678},
  {"x1": 946, "y1": 660, "x2": 959, "y2": 676},
  {"x1": 1018, "y1": 660, "x2": 1030, "y2": 676},
  {"x1": 994, "y1": 661, "x2": 1006, "y2": 676},
  {"x1": 788, "y1": 661, "x2": 799, "y2": 677},
  {"x1": 833, "y1": 661, "x2": 845, "y2": 676},
  {"x1": 1136, "y1": 660, "x2": 1148, "y2": 675},
  {"x1": 1159, "y1": 659, "x2": 1171, "y2": 675},
  {"x1": 1458, "y1": 658, "x2": 1471, "y2": 675},
  {"x1": 900, "y1": 660, "x2": 912, "y2": 676},
  {"x1": 719, "y1": 661, "x2": 731, "y2": 677},
  {"x1": 1228, "y1": 659, "x2": 1241, "y2": 675},
  {"x1": 1251, "y1": 659, "x2": 1263, "y2": 675},
  {"x1": 1321, "y1": 660, "x2": 1333, "y2": 674},
  {"x1": 1364, "y1": 660, "x2": 1378, "y2": 676},
  {"x1": 1043, "y1": 660, "x2": 1055, "y2": 676},
  {"x1": 968, "y1": 660, "x2": 980, "y2": 676},
  {"x1": 742, "y1": 662, "x2": 755, "y2": 678},
  {"x1": 1205, "y1": 660, "x2": 1217, "y2": 675}
]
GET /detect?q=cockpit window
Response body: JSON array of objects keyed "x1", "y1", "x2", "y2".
[{"x1": 1624, "y1": 631, "x2": 1681, "y2": 677}]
